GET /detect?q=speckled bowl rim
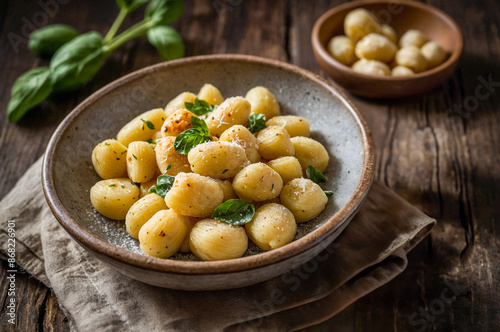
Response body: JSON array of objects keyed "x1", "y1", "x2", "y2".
[
  {"x1": 42, "y1": 54, "x2": 375, "y2": 275},
  {"x1": 311, "y1": 0, "x2": 464, "y2": 80}
]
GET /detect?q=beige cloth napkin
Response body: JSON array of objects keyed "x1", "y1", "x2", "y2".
[{"x1": 0, "y1": 158, "x2": 435, "y2": 331}]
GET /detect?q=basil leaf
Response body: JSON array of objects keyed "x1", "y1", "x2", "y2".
[
  {"x1": 212, "y1": 199, "x2": 255, "y2": 226},
  {"x1": 184, "y1": 97, "x2": 215, "y2": 116},
  {"x1": 147, "y1": 26, "x2": 185, "y2": 60},
  {"x1": 324, "y1": 190, "x2": 333, "y2": 197},
  {"x1": 191, "y1": 116, "x2": 210, "y2": 134},
  {"x1": 28, "y1": 24, "x2": 79, "y2": 57},
  {"x1": 174, "y1": 128, "x2": 211, "y2": 155},
  {"x1": 7, "y1": 67, "x2": 53, "y2": 123},
  {"x1": 248, "y1": 113, "x2": 267, "y2": 133},
  {"x1": 174, "y1": 116, "x2": 211, "y2": 154},
  {"x1": 149, "y1": 174, "x2": 175, "y2": 197},
  {"x1": 145, "y1": 0, "x2": 184, "y2": 25},
  {"x1": 306, "y1": 165, "x2": 327, "y2": 184},
  {"x1": 141, "y1": 118, "x2": 155, "y2": 130},
  {"x1": 116, "y1": 0, "x2": 148, "y2": 13},
  {"x1": 50, "y1": 31, "x2": 104, "y2": 92}
]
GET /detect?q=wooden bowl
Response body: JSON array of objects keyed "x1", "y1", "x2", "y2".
[
  {"x1": 42, "y1": 54, "x2": 375, "y2": 290},
  {"x1": 311, "y1": 0, "x2": 463, "y2": 98}
]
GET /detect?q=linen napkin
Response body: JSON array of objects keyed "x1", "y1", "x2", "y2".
[{"x1": 0, "y1": 158, "x2": 435, "y2": 331}]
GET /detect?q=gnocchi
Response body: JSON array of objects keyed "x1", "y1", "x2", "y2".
[
  {"x1": 206, "y1": 97, "x2": 251, "y2": 137},
  {"x1": 327, "y1": 9, "x2": 447, "y2": 77},
  {"x1": 126, "y1": 193, "x2": 168, "y2": 239},
  {"x1": 280, "y1": 178, "x2": 328, "y2": 222},
  {"x1": 352, "y1": 59, "x2": 391, "y2": 76},
  {"x1": 257, "y1": 126, "x2": 295, "y2": 160},
  {"x1": 267, "y1": 156, "x2": 303, "y2": 184},
  {"x1": 161, "y1": 109, "x2": 197, "y2": 137},
  {"x1": 420, "y1": 41, "x2": 447, "y2": 69},
  {"x1": 291, "y1": 136, "x2": 329, "y2": 172},
  {"x1": 219, "y1": 125, "x2": 260, "y2": 163},
  {"x1": 399, "y1": 29, "x2": 428, "y2": 48},
  {"x1": 90, "y1": 178, "x2": 140, "y2": 220},
  {"x1": 355, "y1": 33, "x2": 398, "y2": 63},
  {"x1": 117, "y1": 108, "x2": 166, "y2": 147},
  {"x1": 164, "y1": 172, "x2": 224, "y2": 218},
  {"x1": 92, "y1": 139, "x2": 128, "y2": 179},
  {"x1": 189, "y1": 219, "x2": 248, "y2": 261},
  {"x1": 89, "y1": 84, "x2": 334, "y2": 262},
  {"x1": 139, "y1": 209, "x2": 188, "y2": 258},
  {"x1": 232, "y1": 163, "x2": 283, "y2": 202},
  {"x1": 327, "y1": 35, "x2": 357, "y2": 66},
  {"x1": 126, "y1": 141, "x2": 157, "y2": 183},
  {"x1": 245, "y1": 203, "x2": 296, "y2": 250},
  {"x1": 344, "y1": 8, "x2": 381, "y2": 43},
  {"x1": 188, "y1": 141, "x2": 249, "y2": 179},
  {"x1": 245, "y1": 86, "x2": 280, "y2": 119},
  {"x1": 155, "y1": 136, "x2": 192, "y2": 175},
  {"x1": 164, "y1": 92, "x2": 196, "y2": 117},
  {"x1": 197, "y1": 83, "x2": 224, "y2": 106},
  {"x1": 395, "y1": 46, "x2": 428, "y2": 73},
  {"x1": 265, "y1": 115, "x2": 310, "y2": 138}
]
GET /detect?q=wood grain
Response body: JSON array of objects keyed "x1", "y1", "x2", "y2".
[{"x1": 0, "y1": 0, "x2": 498, "y2": 331}]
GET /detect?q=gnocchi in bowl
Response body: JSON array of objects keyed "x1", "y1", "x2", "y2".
[
  {"x1": 90, "y1": 84, "x2": 335, "y2": 261},
  {"x1": 312, "y1": 0, "x2": 463, "y2": 98},
  {"x1": 42, "y1": 55, "x2": 374, "y2": 290}
]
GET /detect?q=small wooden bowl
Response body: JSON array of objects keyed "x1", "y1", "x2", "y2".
[{"x1": 311, "y1": 0, "x2": 463, "y2": 98}]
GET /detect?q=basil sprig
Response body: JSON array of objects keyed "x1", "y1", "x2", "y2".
[
  {"x1": 28, "y1": 24, "x2": 79, "y2": 57},
  {"x1": 212, "y1": 199, "x2": 256, "y2": 226},
  {"x1": 306, "y1": 165, "x2": 333, "y2": 198},
  {"x1": 174, "y1": 116, "x2": 212, "y2": 155},
  {"x1": 149, "y1": 174, "x2": 175, "y2": 198},
  {"x1": 7, "y1": 0, "x2": 185, "y2": 123},
  {"x1": 184, "y1": 98, "x2": 216, "y2": 116},
  {"x1": 248, "y1": 113, "x2": 267, "y2": 133}
]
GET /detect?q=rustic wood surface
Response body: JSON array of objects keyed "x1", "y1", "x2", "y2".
[{"x1": 0, "y1": 0, "x2": 498, "y2": 331}]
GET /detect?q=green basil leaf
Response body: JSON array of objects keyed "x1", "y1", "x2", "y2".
[
  {"x1": 116, "y1": 0, "x2": 148, "y2": 13},
  {"x1": 28, "y1": 24, "x2": 79, "y2": 57},
  {"x1": 190, "y1": 116, "x2": 210, "y2": 134},
  {"x1": 184, "y1": 97, "x2": 215, "y2": 116},
  {"x1": 324, "y1": 190, "x2": 333, "y2": 197},
  {"x1": 145, "y1": 0, "x2": 184, "y2": 25},
  {"x1": 49, "y1": 31, "x2": 104, "y2": 92},
  {"x1": 174, "y1": 116, "x2": 211, "y2": 154},
  {"x1": 212, "y1": 199, "x2": 255, "y2": 226},
  {"x1": 248, "y1": 113, "x2": 267, "y2": 133},
  {"x1": 141, "y1": 118, "x2": 155, "y2": 130},
  {"x1": 7, "y1": 67, "x2": 53, "y2": 123},
  {"x1": 306, "y1": 165, "x2": 327, "y2": 184},
  {"x1": 149, "y1": 174, "x2": 175, "y2": 197},
  {"x1": 147, "y1": 25, "x2": 185, "y2": 60},
  {"x1": 174, "y1": 128, "x2": 211, "y2": 155}
]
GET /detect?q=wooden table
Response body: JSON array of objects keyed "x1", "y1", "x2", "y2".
[{"x1": 1, "y1": 0, "x2": 498, "y2": 330}]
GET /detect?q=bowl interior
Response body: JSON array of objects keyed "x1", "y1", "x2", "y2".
[{"x1": 48, "y1": 56, "x2": 369, "y2": 266}]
